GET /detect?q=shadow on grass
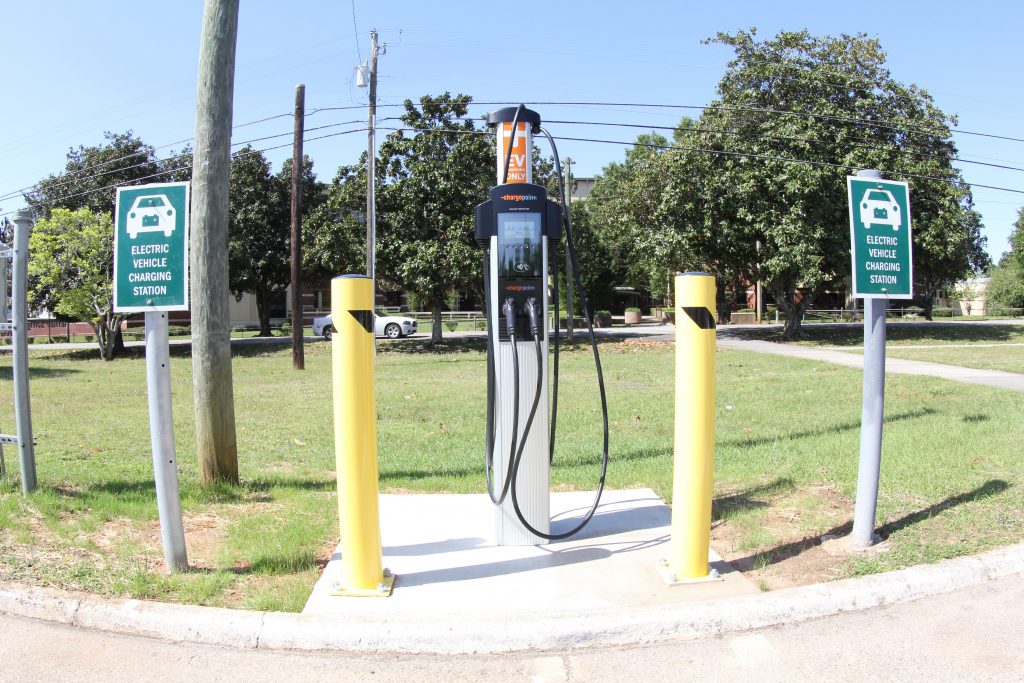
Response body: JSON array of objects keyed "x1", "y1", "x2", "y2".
[
  {"x1": 0, "y1": 365, "x2": 81, "y2": 380},
  {"x1": 722, "y1": 322, "x2": 1024, "y2": 347},
  {"x1": 729, "y1": 479, "x2": 1010, "y2": 572},
  {"x1": 712, "y1": 478, "x2": 796, "y2": 523},
  {"x1": 51, "y1": 475, "x2": 334, "y2": 507},
  {"x1": 720, "y1": 407, "x2": 936, "y2": 449},
  {"x1": 35, "y1": 341, "x2": 297, "y2": 363}
]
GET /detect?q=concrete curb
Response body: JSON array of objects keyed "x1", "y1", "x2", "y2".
[{"x1": 2, "y1": 542, "x2": 1022, "y2": 654}]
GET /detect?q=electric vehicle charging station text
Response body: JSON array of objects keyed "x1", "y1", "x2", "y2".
[{"x1": 476, "y1": 106, "x2": 609, "y2": 546}]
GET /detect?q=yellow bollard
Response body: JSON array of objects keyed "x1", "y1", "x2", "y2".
[
  {"x1": 663, "y1": 272, "x2": 718, "y2": 583},
  {"x1": 331, "y1": 275, "x2": 393, "y2": 596}
]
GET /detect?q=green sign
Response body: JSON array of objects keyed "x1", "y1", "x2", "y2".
[
  {"x1": 847, "y1": 176, "x2": 913, "y2": 299},
  {"x1": 113, "y1": 182, "x2": 189, "y2": 312}
]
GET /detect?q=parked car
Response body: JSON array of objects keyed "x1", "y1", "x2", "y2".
[
  {"x1": 312, "y1": 313, "x2": 418, "y2": 340},
  {"x1": 126, "y1": 194, "x2": 176, "y2": 238},
  {"x1": 859, "y1": 189, "x2": 901, "y2": 230}
]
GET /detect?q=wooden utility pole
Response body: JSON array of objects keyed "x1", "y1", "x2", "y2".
[
  {"x1": 191, "y1": 0, "x2": 240, "y2": 485},
  {"x1": 564, "y1": 157, "x2": 575, "y2": 342},
  {"x1": 365, "y1": 29, "x2": 379, "y2": 285},
  {"x1": 290, "y1": 84, "x2": 306, "y2": 370}
]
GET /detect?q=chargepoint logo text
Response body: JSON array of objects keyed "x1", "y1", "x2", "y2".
[{"x1": 500, "y1": 194, "x2": 538, "y2": 202}]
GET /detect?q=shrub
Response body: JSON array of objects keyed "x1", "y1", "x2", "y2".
[
  {"x1": 625, "y1": 307, "x2": 641, "y2": 313},
  {"x1": 932, "y1": 307, "x2": 954, "y2": 318}
]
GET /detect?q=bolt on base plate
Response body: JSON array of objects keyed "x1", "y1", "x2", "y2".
[
  {"x1": 331, "y1": 570, "x2": 395, "y2": 598},
  {"x1": 655, "y1": 559, "x2": 723, "y2": 586}
]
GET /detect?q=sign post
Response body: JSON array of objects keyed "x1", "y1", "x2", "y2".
[
  {"x1": 114, "y1": 181, "x2": 190, "y2": 571},
  {"x1": 847, "y1": 170, "x2": 913, "y2": 547}
]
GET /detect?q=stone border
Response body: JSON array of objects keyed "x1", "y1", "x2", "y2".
[{"x1": 1, "y1": 542, "x2": 1022, "y2": 654}]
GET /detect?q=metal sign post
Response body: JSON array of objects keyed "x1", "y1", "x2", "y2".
[
  {"x1": 846, "y1": 170, "x2": 914, "y2": 547},
  {"x1": 114, "y1": 181, "x2": 190, "y2": 571},
  {"x1": 2, "y1": 210, "x2": 37, "y2": 494}
]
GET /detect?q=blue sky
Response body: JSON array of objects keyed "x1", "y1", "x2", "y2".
[{"x1": 2, "y1": 1, "x2": 1021, "y2": 260}]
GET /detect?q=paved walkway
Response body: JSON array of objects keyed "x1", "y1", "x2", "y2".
[
  {"x1": 4, "y1": 570, "x2": 1022, "y2": 681},
  {"x1": 718, "y1": 336, "x2": 1024, "y2": 392}
]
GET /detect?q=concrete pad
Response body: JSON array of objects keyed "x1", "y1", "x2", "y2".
[{"x1": 303, "y1": 488, "x2": 757, "y2": 618}]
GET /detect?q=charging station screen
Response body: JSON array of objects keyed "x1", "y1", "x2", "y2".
[
  {"x1": 498, "y1": 213, "x2": 540, "y2": 241},
  {"x1": 498, "y1": 212, "x2": 542, "y2": 277}
]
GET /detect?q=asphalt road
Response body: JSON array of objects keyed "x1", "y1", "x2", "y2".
[{"x1": 4, "y1": 572, "x2": 1022, "y2": 682}]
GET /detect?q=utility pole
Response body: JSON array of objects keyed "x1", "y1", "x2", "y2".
[
  {"x1": 365, "y1": 29, "x2": 379, "y2": 287},
  {"x1": 191, "y1": 0, "x2": 240, "y2": 485},
  {"x1": 563, "y1": 157, "x2": 575, "y2": 342},
  {"x1": 755, "y1": 239, "x2": 763, "y2": 324},
  {"x1": 290, "y1": 84, "x2": 306, "y2": 370}
]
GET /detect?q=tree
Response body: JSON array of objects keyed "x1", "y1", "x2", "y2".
[
  {"x1": 376, "y1": 93, "x2": 494, "y2": 344},
  {"x1": 303, "y1": 162, "x2": 368, "y2": 286},
  {"x1": 28, "y1": 209, "x2": 125, "y2": 360},
  {"x1": 986, "y1": 208, "x2": 1024, "y2": 310},
  {"x1": 227, "y1": 147, "x2": 321, "y2": 336},
  {"x1": 638, "y1": 29, "x2": 989, "y2": 337},
  {"x1": 24, "y1": 131, "x2": 191, "y2": 217}
]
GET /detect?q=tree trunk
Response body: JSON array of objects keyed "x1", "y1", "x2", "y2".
[
  {"x1": 777, "y1": 289, "x2": 809, "y2": 340},
  {"x1": 430, "y1": 305, "x2": 443, "y2": 345},
  {"x1": 255, "y1": 287, "x2": 273, "y2": 336},
  {"x1": 191, "y1": 0, "x2": 240, "y2": 486}
]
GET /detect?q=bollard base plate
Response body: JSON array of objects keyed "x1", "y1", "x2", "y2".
[
  {"x1": 331, "y1": 572, "x2": 395, "y2": 598},
  {"x1": 655, "y1": 559, "x2": 724, "y2": 586}
]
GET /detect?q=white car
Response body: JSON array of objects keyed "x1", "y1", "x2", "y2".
[
  {"x1": 859, "y1": 189, "x2": 901, "y2": 230},
  {"x1": 126, "y1": 194, "x2": 176, "y2": 238},
  {"x1": 313, "y1": 313, "x2": 418, "y2": 340}
]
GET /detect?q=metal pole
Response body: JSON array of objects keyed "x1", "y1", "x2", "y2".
[
  {"x1": 852, "y1": 168, "x2": 886, "y2": 547},
  {"x1": 365, "y1": 29, "x2": 378, "y2": 285},
  {"x1": 290, "y1": 83, "x2": 306, "y2": 370},
  {"x1": 11, "y1": 210, "x2": 36, "y2": 494},
  {"x1": 666, "y1": 272, "x2": 717, "y2": 581},
  {"x1": 564, "y1": 157, "x2": 575, "y2": 342},
  {"x1": 331, "y1": 275, "x2": 391, "y2": 596},
  {"x1": 145, "y1": 311, "x2": 188, "y2": 571}
]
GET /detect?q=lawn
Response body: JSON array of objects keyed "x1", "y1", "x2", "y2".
[
  {"x1": 881, "y1": 345, "x2": 1024, "y2": 375},
  {"x1": 725, "y1": 321, "x2": 1024, "y2": 347},
  {"x1": 1, "y1": 337, "x2": 1022, "y2": 607}
]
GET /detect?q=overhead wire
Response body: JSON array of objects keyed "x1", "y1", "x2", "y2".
[
  {"x1": 0, "y1": 127, "x2": 367, "y2": 219},
  {"x1": 374, "y1": 125, "x2": 1024, "y2": 196}
]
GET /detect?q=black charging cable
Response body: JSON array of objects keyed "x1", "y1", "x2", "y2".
[{"x1": 506, "y1": 129, "x2": 610, "y2": 541}]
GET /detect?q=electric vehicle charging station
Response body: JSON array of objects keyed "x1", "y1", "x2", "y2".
[{"x1": 476, "y1": 106, "x2": 608, "y2": 545}]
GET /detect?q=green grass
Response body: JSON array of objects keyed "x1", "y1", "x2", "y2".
[
  {"x1": 882, "y1": 345, "x2": 1024, "y2": 374},
  {"x1": 727, "y1": 321, "x2": 1024, "y2": 347},
  {"x1": 1, "y1": 337, "x2": 1023, "y2": 608}
]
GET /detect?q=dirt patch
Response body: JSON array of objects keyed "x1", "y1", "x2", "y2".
[{"x1": 711, "y1": 482, "x2": 860, "y2": 590}]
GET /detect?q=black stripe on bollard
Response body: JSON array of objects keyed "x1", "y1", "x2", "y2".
[
  {"x1": 349, "y1": 310, "x2": 374, "y2": 334},
  {"x1": 682, "y1": 307, "x2": 716, "y2": 330}
]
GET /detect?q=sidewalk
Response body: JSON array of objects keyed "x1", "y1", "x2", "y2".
[
  {"x1": 5, "y1": 571, "x2": 1022, "y2": 680},
  {"x1": 718, "y1": 336, "x2": 1024, "y2": 393}
]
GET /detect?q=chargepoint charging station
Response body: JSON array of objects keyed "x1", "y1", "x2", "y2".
[{"x1": 476, "y1": 106, "x2": 609, "y2": 546}]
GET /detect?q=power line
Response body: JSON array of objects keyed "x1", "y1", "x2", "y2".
[
  {"x1": 0, "y1": 127, "x2": 368, "y2": 219},
  {"x1": 0, "y1": 114, "x2": 386, "y2": 204},
  {"x1": 374, "y1": 124, "x2": 1024, "y2": 196},
  {"x1": 542, "y1": 119, "x2": 1024, "y2": 175}
]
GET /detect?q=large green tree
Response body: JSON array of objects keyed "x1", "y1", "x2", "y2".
[
  {"x1": 376, "y1": 93, "x2": 495, "y2": 344},
  {"x1": 28, "y1": 208, "x2": 125, "y2": 360},
  {"x1": 227, "y1": 147, "x2": 322, "y2": 336},
  {"x1": 592, "y1": 30, "x2": 988, "y2": 337},
  {"x1": 302, "y1": 162, "x2": 367, "y2": 287},
  {"x1": 25, "y1": 131, "x2": 191, "y2": 217}
]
